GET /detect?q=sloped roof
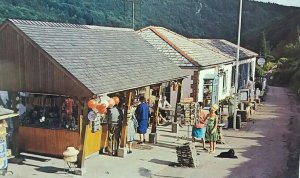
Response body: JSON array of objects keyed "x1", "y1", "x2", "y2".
[
  {"x1": 191, "y1": 39, "x2": 258, "y2": 60},
  {"x1": 138, "y1": 28, "x2": 195, "y2": 67},
  {"x1": 0, "y1": 107, "x2": 13, "y2": 116},
  {"x1": 6, "y1": 19, "x2": 186, "y2": 95},
  {"x1": 138, "y1": 27, "x2": 233, "y2": 67}
]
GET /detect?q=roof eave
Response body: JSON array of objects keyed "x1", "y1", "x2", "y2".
[{"x1": 95, "y1": 76, "x2": 188, "y2": 95}]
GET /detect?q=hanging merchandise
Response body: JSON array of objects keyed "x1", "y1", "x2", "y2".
[
  {"x1": 96, "y1": 104, "x2": 107, "y2": 114},
  {"x1": 107, "y1": 98, "x2": 115, "y2": 108},
  {"x1": 172, "y1": 82, "x2": 178, "y2": 91},
  {"x1": 88, "y1": 110, "x2": 97, "y2": 121},
  {"x1": 65, "y1": 98, "x2": 74, "y2": 115},
  {"x1": 113, "y1": 97, "x2": 120, "y2": 105},
  {"x1": 100, "y1": 100, "x2": 109, "y2": 108},
  {"x1": 92, "y1": 113, "x2": 101, "y2": 133},
  {"x1": 88, "y1": 99, "x2": 97, "y2": 109},
  {"x1": 175, "y1": 102, "x2": 198, "y2": 126}
]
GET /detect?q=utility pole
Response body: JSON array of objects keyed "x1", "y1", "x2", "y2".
[
  {"x1": 233, "y1": 0, "x2": 243, "y2": 130},
  {"x1": 124, "y1": 0, "x2": 142, "y2": 30},
  {"x1": 132, "y1": 1, "x2": 135, "y2": 30},
  {"x1": 297, "y1": 25, "x2": 300, "y2": 43}
]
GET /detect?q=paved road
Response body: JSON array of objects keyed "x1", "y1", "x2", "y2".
[
  {"x1": 6, "y1": 87, "x2": 299, "y2": 178},
  {"x1": 152, "y1": 86, "x2": 297, "y2": 178}
]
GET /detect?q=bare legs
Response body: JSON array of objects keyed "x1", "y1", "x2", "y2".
[
  {"x1": 202, "y1": 138, "x2": 206, "y2": 150},
  {"x1": 139, "y1": 134, "x2": 146, "y2": 144},
  {"x1": 209, "y1": 141, "x2": 216, "y2": 153},
  {"x1": 212, "y1": 141, "x2": 216, "y2": 152},
  {"x1": 127, "y1": 141, "x2": 132, "y2": 153}
]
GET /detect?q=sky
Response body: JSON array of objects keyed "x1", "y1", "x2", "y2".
[{"x1": 255, "y1": 0, "x2": 300, "y2": 7}]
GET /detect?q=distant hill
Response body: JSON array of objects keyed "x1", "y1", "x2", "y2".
[
  {"x1": 242, "y1": 9, "x2": 300, "y2": 53},
  {"x1": 0, "y1": 0, "x2": 298, "y2": 52}
]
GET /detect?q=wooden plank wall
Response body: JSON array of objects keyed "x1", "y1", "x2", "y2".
[
  {"x1": 84, "y1": 123, "x2": 102, "y2": 157},
  {"x1": 0, "y1": 24, "x2": 91, "y2": 97},
  {"x1": 18, "y1": 126, "x2": 80, "y2": 157}
]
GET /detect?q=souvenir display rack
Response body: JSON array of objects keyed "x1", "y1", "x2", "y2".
[{"x1": 175, "y1": 102, "x2": 198, "y2": 126}]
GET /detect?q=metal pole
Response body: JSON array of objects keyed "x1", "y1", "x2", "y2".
[
  {"x1": 132, "y1": 1, "x2": 135, "y2": 30},
  {"x1": 233, "y1": 0, "x2": 243, "y2": 130}
]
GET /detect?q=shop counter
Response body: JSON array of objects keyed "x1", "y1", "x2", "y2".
[{"x1": 19, "y1": 126, "x2": 80, "y2": 157}]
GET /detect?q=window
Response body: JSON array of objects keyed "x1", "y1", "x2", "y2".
[{"x1": 203, "y1": 79, "x2": 213, "y2": 107}]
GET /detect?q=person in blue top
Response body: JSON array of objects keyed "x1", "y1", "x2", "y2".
[{"x1": 135, "y1": 96, "x2": 149, "y2": 144}]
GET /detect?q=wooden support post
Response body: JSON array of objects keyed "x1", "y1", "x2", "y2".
[
  {"x1": 77, "y1": 99, "x2": 89, "y2": 168},
  {"x1": 174, "y1": 80, "x2": 183, "y2": 123},
  {"x1": 151, "y1": 84, "x2": 162, "y2": 133},
  {"x1": 120, "y1": 91, "x2": 132, "y2": 148}
]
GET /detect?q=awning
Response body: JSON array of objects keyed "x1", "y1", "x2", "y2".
[{"x1": 0, "y1": 107, "x2": 19, "y2": 120}]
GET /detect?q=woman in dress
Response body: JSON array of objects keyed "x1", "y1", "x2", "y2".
[
  {"x1": 192, "y1": 102, "x2": 207, "y2": 150},
  {"x1": 135, "y1": 96, "x2": 149, "y2": 144},
  {"x1": 205, "y1": 104, "x2": 219, "y2": 154},
  {"x1": 127, "y1": 105, "x2": 138, "y2": 154}
]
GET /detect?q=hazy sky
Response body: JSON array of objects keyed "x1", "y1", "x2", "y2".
[{"x1": 255, "y1": 0, "x2": 300, "y2": 7}]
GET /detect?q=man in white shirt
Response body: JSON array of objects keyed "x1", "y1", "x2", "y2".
[{"x1": 158, "y1": 96, "x2": 171, "y2": 124}]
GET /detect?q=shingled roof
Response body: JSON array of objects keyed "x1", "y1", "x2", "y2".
[
  {"x1": 138, "y1": 27, "x2": 234, "y2": 67},
  {"x1": 0, "y1": 107, "x2": 13, "y2": 116},
  {"x1": 0, "y1": 107, "x2": 18, "y2": 120},
  {"x1": 191, "y1": 39, "x2": 258, "y2": 60},
  {"x1": 6, "y1": 19, "x2": 186, "y2": 95}
]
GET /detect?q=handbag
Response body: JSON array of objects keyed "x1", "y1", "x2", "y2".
[{"x1": 132, "y1": 113, "x2": 138, "y2": 129}]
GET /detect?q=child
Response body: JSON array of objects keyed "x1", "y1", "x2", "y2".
[
  {"x1": 192, "y1": 102, "x2": 207, "y2": 150},
  {"x1": 205, "y1": 104, "x2": 219, "y2": 154}
]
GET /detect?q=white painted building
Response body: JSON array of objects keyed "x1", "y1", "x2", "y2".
[
  {"x1": 192, "y1": 39, "x2": 258, "y2": 91},
  {"x1": 138, "y1": 27, "x2": 235, "y2": 108}
]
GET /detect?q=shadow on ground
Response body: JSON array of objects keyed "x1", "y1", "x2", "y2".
[
  {"x1": 8, "y1": 155, "x2": 66, "y2": 174},
  {"x1": 149, "y1": 158, "x2": 172, "y2": 165},
  {"x1": 227, "y1": 87, "x2": 298, "y2": 178}
]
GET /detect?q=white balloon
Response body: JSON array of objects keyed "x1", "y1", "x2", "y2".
[{"x1": 100, "y1": 100, "x2": 109, "y2": 108}]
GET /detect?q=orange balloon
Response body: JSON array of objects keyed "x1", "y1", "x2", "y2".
[
  {"x1": 107, "y1": 98, "x2": 115, "y2": 108},
  {"x1": 96, "y1": 103, "x2": 106, "y2": 113},
  {"x1": 98, "y1": 107, "x2": 107, "y2": 114},
  {"x1": 88, "y1": 99, "x2": 97, "y2": 109},
  {"x1": 113, "y1": 97, "x2": 120, "y2": 105}
]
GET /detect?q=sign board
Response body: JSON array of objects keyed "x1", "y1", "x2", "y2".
[
  {"x1": 181, "y1": 97, "x2": 194, "y2": 103},
  {"x1": 239, "y1": 89, "x2": 249, "y2": 101},
  {"x1": 257, "y1": 57, "x2": 266, "y2": 67}
]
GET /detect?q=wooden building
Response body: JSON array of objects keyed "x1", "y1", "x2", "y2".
[{"x1": 0, "y1": 19, "x2": 186, "y2": 167}]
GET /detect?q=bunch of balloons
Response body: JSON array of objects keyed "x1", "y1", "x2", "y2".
[{"x1": 87, "y1": 96, "x2": 120, "y2": 114}]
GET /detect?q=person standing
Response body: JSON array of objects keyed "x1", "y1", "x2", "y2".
[
  {"x1": 127, "y1": 105, "x2": 138, "y2": 154},
  {"x1": 205, "y1": 104, "x2": 219, "y2": 154},
  {"x1": 135, "y1": 96, "x2": 149, "y2": 144},
  {"x1": 192, "y1": 102, "x2": 207, "y2": 150},
  {"x1": 246, "y1": 77, "x2": 254, "y2": 100},
  {"x1": 106, "y1": 98, "x2": 123, "y2": 156}
]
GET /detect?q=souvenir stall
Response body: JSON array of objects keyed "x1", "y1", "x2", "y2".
[
  {"x1": 18, "y1": 95, "x2": 82, "y2": 156},
  {"x1": 0, "y1": 18, "x2": 187, "y2": 169}
]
